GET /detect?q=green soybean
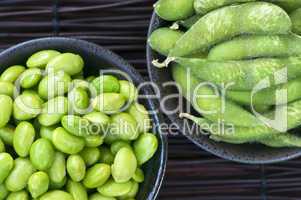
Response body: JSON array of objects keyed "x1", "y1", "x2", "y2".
[
  {"x1": 38, "y1": 71, "x2": 71, "y2": 100},
  {"x1": 0, "y1": 125, "x2": 14, "y2": 145},
  {"x1": 194, "y1": 0, "x2": 256, "y2": 15},
  {"x1": 110, "y1": 141, "x2": 131, "y2": 155},
  {"x1": 38, "y1": 96, "x2": 69, "y2": 126},
  {"x1": 39, "y1": 190, "x2": 74, "y2": 200},
  {"x1": 168, "y1": 2, "x2": 291, "y2": 58},
  {"x1": 68, "y1": 87, "x2": 90, "y2": 114},
  {"x1": 67, "y1": 181, "x2": 88, "y2": 200},
  {"x1": 49, "y1": 177, "x2": 67, "y2": 190},
  {"x1": 0, "y1": 153, "x2": 14, "y2": 183},
  {"x1": 27, "y1": 50, "x2": 61, "y2": 69},
  {"x1": 99, "y1": 147, "x2": 114, "y2": 164},
  {"x1": 83, "y1": 111, "x2": 111, "y2": 133},
  {"x1": 40, "y1": 126, "x2": 56, "y2": 141},
  {"x1": 154, "y1": 0, "x2": 194, "y2": 21},
  {"x1": 119, "y1": 81, "x2": 138, "y2": 104},
  {"x1": 128, "y1": 103, "x2": 151, "y2": 133},
  {"x1": 208, "y1": 34, "x2": 301, "y2": 61},
  {"x1": 119, "y1": 181, "x2": 139, "y2": 199},
  {"x1": 290, "y1": 8, "x2": 301, "y2": 35},
  {"x1": 79, "y1": 147, "x2": 101, "y2": 166},
  {"x1": 0, "y1": 184, "x2": 8, "y2": 200},
  {"x1": 172, "y1": 64, "x2": 261, "y2": 126},
  {"x1": 13, "y1": 93, "x2": 41, "y2": 120},
  {"x1": 30, "y1": 138, "x2": 55, "y2": 170},
  {"x1": 148, "y1": 28, "x2": 184, "y2": 56},
  {"x1": 67, "y1": 155, "x2": 86, "y2": 182},
  {"x1": 46, "y1": 53, "x2": 84, "y2": 76},
  {"x1": 0, "y1": 95, "x2": 12, "y2": 128},
  {"x1": 112, "y1": 147, "x2": 137, "y2": 183},
  {"x1": 132, "y1": 168, "x2": 144, "y2": 183},
  {"x1": 28, "y1": 172, "x2": 49, "y2": 198},
  {"x1": 133, "y1": 133, "x2": 158, "y2": 165},
  {"x1": 61, "y1": 115, "x2": 90, "y2": 137},
  {"x1": 92, "y1": 75, "x2": 120, "y2": 94},
  {"x1": 97, "y1": 179, "x2": 133, "y2": 197},
  {"x1": 13, "y1": 122, "x2": 35, "y2": 157},
  {"x1": 19, "y1": 68, "x2": 42, "y2": 89},
  {"x1": 84, "y1": 135, "x2": 104, "y2": 147},
  {"x1": 174, "y1": 57, "x2": 301, "y2": 91},
  {"x1": 0, "y1": 139, "x2": 4, "y2": 153},
  {"x1": 83, "y1": 164, "x2": 111, "y2": 189},
  {"x1": 0, "y1": 65, "x2": 25, "y2": 83},
  {"x1": 52, "y1": 127, "x2": 85, "y2": 154},
  {"x1": 89, "y1": 193, "x2": 116, "y2": 200},
  {"x1": 5, "y1": 158, "x2": 35, "y2": 192},
  {"x1": 93, "y1": 93, "x2": 126, "y2": 114},
  {"x1": 7, "y1": 190, "x2": 29, "y2": 200},
  {"x1": 0, "y1": 81, "x2": 15, "y2": 97},
  {"x1": 48, "y1": 152, "x2": 66, "y2": 187}
]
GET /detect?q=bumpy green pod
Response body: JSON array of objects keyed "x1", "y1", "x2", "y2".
[
  {"x1": 6, "y1": 190, "x2": 29, "y2": 200},
  {"x1": 133, "y1": 133, "x2": 158, "y2": 165},
  {"x1": 38, "y1": 96, "x2": 69, "y2": 126},
  {"x1": 48, "y1": 152, "x2": 66, "y2": 187},
  {"x1": 174, "y1": 57, "x2": 301, "y2": 90},
  {"x1": 227, "y1": 78, "x2": 301, "y2": 106},
  {"x1": 208, "y1": 34, "x2": 301, "y2": 61},
  {"x1": 79, "y1": 147, "x2": 101, "y2": 166},
  {"x1": 0, "y1": 184, "x2": 8, "y2": 200},
  {"x1": 89, "y1": 193, "x2": 116, "y2": 200},
  {"x1": 0, "y1": 95, "x2": 12, "y2": 128},
  {"x1": 83, "y1": 164, "x2": 111, "y2": 189},
  {"x1": 52, "y1": 127, "x2": 85, "y2": 154},
  {"x1": 13, "y1": 122, "x2": 35, "y2": 157},
  {"x1": 61, "y1": 115, "x2": 91, "y2": 137},
  {"x1": 290, "y1": 8, "x2": 301, "y2": 35},
  {"x1": 127, "y1": 103, "x2": 151, "y2": 133},
  {"x1": 0, "y1": 125, "x2": 14, "y2": 145},
  {"x1": 67, "y1": 155, "x2": 86, "y2": 182},
  {"x1": 46, "y1": 53, "x2": 84, "y2": 76},
  {"x1": 168, "y1": 2, "x2": 291, "y2": 58},
  {"x1": 93, "y1": 93, "x2": 126, "y2": 114},
  {"x1": 119, "y1": 81, "x2": 138, "y2": 104},
  {"x1": 18, "y1": 68, "x2": 43, "y2": 89},
  {"x1": 178, "y1": 14, "x2": 202, "y2": 29},
  {"x1": 97, "y1": 179, "x2": 133, "y2": 197},
  {"x1": 154, "y1": 0, "x2": 194, "y2": 21},
  {"x1": 91, "y1": 75, "x2": 120, "y2": 94},
  {"x1": 39, "y1": 190, "x2": 74, "y2": 200},
  {"x1": 194, "y1": 0, "x2": 256, "y2": 15},
  {"x1": 30, "y1": 138, "x2": 55, "y2": 170},
  {"x1": 148, "y1": 28, "x2": 184, "y2": 56},
  {"x1": 0, "y1": 81, "x2": 15, "y2": 97},
  {"x1": 172, "y1": 64, "x2": 261, "y2": 127},
  {"x1": 28, "y1": 171, "x2": 49, "y2": 198},
  {"x1": 0, "y1": 65, "x2": 25, "y2": 83},
  {"x1": 5, "y1": 158, "x2": 35, "y2": 192},
  {"x1": 0, "y1": 153, "x2": 14, "y2": 184},
  {"x1": 27, "y1": 50, "x2": 61, "y2": 68},
  {"x1": 13, "y1": 93, "x2": 41, "y2": 120},
  {"x1": 67, "y1": 180, "x2": 88, "y2": 200}
]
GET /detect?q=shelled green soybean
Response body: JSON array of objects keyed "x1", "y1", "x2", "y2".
[
  {"x1": 0, "y1": 49, "x2": 159, "y2": 200},
  {"x1": 149, "y1": 0, "x2": 301, "y2": 147}
]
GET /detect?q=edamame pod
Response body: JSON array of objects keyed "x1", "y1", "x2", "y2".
[
  {"x1": 271, "y1": 0, "x2": 301, "y2": 12},
  {"x1": 175, "y1": 57, "x2": 301, "y2": 90},
  {"x1": 128, "y1": 103, "x2": 151, "y2": 133},
  {"x1": 13, "y1": 93, "x2": 41, "y2": 120},
  {"x1": 89, "y1": 193, "x2": 116, "y2": 200},
  {"x1": 83, "y1": 164, "x2": 111, "y2": 189},
  {"x1": 93, "y1": 93, "x2": 126, "y2": 114},
  {"x1": 0, "y1": 81, "x2": 15, "y2": 97},
  {"x1": 0, "y1": 95, "x2": 12, "y2": 128},
  {"x1": 0, "y1": 65, "x2": 25, "y2": 83},
  {"x1": 38, "y1": 96, "x2": 69, "y2": 126},
  {"x1": 110, "y1": 141, "x2": 131, "y2": 155},
  {"x1": 38, "y1": 71, "x2": 71, "y2": 100},
  {"x1": 6, "y1": 190, "x2": 29, "y2": 200},
  {"x1": 46, "y1": 53, "x2": 84, "y2": 76},
  {"x1": 19, "y1": 68, "x2": 42, "y2": 89},
  {"x1": 67, "y1": 181, "x2": 88, "y2": 200},
  {"x1": 26, "y1": 50, "x2": 61, "y2": 68},
  {"x1": 208, "y1": 34, "x2": 301, "y2": 61},
  {"x1": 148, "y1": 28, "x2": 184, "y2": 56},
  {"x1": 194, "y1": 0, "x2": 256, "y2": 15},
  {"x1": 91, "y1": 75, "x2": 120, "y2": 94},
  {"x1": 39, "y1": 190, "x2": 74, "y2": 200},
  {"x1": 154, "y1": 0, "x2": 194, "y2": 21},
  {"x1": 259, "y1": 133, "x2": 301, "y2": 148},
  {"x1": 172, "y1": 64, "x2": 261, "y2": 127},
  {"x1": 226, "y1": 78, "x2": 301, "y2": 106},
  {"x1": 178, "y1": 14, "x2": 202, "y2": 29},
  {"x1": 28, "y1": 172, "x2": 49, "y2": 198},
  {"x1": 97, "y1": 179, "x2": 133, "y2": 197},
  {"x1": 0, "y1": 153, "x2": 14, "y2": 183},
  {"x1": 290, "y1": 8, "x2": 301, "y2": 35},
  {"x1": 61, "y1": 115, "x2": 90, "y2": 137},
  {"x1": 52, "y1": 127, "x2": 85, "y2": 154},
  {"x1": 0, "y1": 125, "x2": 14, "y2": 145},
  {"x1": 79, "y1": 147, "x2": 101, "y2": 166},
  {"x1": 168, "y1": 2, "x2": 291, "y2": 58},
  {"x1": 30, "y1": 138, "x2": 55, "y2": 170},
  {"x1": 119, "y1": 81, "x2": 138, "y2": 104},
  {"x1": 5, "y1": 158, "x2": 35, "y2": 192},
  {"x1": 112, "y1": 147, "x2": 137, "y2": 183},
  {"x1": 13, "y1": 122, "x2": 35, "y2": 157},
  {"x1": 67, "y1": 155, "x2": 86, "y2": 182},
  {"x1": 0, "y1": 184, "x2": 8, "y2": 200},
  {"x1": 48, "y1": 152, "x2": 66, "y2": 186},
  {"x1": 133, "y1": 133, "x2": 158, "y2": 165}
]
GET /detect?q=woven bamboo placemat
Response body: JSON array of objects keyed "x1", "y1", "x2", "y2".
[{"x1": 1, "y1": 0, "x2": 300, "y2": 199}]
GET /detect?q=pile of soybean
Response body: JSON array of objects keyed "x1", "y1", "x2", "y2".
[
  {"x1": 0, "y1": 50, "x2": 159, "y2": 200},
  {"x1": 149, "y1": 0, "x2": 301, "y2": 147}
]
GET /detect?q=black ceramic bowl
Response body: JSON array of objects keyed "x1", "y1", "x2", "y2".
[
  {"x1": 146, "y1": 12, "x2": 301, "y2": 164},
  {"x1": 0, "y1": 37, "x2": 167, "y2": 199}
]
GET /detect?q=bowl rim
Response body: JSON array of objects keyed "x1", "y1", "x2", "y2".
[
  {"x1": 146, "y1": 12, "x2": 301, "y2": 164},
  {"x1": 0, "y1": 36, "x2": 168, "y2": 199}
]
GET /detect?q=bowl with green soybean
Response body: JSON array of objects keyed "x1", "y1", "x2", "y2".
[
  {"x1": 0, "y1": 37, "x2": 167, "y2": 199},
  {"x1": 147, "y1": 0, "x2": 301, "y2": 164}
]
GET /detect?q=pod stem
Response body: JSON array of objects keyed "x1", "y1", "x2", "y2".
[
  {"x1": 152, "y1": 57, "x2": 175, "y2": 68},
  {"x1": 169, "y1": 22, "x2": 179, "y2": 30}
]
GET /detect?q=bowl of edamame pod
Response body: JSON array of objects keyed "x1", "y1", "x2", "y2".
[
  {"x1": 147, "y1": 0, "x2": 301, "y2": 164},
  {"x1": 0, "y1": 37, "x2": 167, "y2": 199}
]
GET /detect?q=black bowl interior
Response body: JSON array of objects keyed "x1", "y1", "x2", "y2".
[
  {"x1": 146, "y1": 12, "x2": 301, "y2": 164},
  {"x1": 0, "y1": 37, "x2": 167, "y2": 199}
]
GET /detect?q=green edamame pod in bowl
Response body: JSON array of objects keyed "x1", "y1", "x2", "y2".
[
  {"x1": 0, "y1": 65, "x2": 25, "y2": 83},
  {"x1": 290, "y1": 8, "x2": 301, "y2": 35},
  {"x1": 154, "y1": 0, "x2": 194, "y2": 21},
  {"x1": 26, "y1": 50, "x2": 60, "y2": 68}
]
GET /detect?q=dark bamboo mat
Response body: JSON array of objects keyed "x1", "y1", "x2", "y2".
[{"x1": 1, "y1": 0, "x2": 301, "y2": 199}]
